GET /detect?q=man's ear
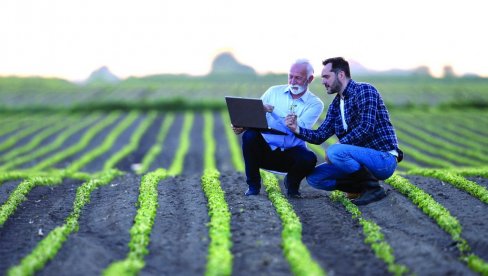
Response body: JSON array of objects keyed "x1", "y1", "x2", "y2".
[{"x1": 307, "y1": 75, "x2": 314, "y2": 84}]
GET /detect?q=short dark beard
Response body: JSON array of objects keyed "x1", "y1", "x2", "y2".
[{"x1": 327, "y1": 77, "x2": 342, "y2": 95}]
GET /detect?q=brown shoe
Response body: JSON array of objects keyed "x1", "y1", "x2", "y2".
[{"x1": 345, "y1": 192, "x2": 361, "y2": 200}]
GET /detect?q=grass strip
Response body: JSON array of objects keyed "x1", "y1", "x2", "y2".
[
  {"x1": 0, "y1": 119, "x2": 73, "y2": 162},
  {"x1": 167, "y1": 112, "x2": 193, "y2": 176},
  {"x1": 395, "y1": 120, "x2": 485, "y2": 166},
  {"x1": 103, "y1": 169, "x2": 167, "y2": 276},
  {"x1": 7, "y1": 169, "x2": 121, "y2": 276},
  {"x1": 0, "y1": 170, "x2": 49, "y2": 184},
  {"x1": 386, "y1": 174, "x2": 488, "y2": 275},
  {"x1": 221, "y1": 111, "x2": 244, "y2": 172},
  {"x1": 202, "y1": 111, "x2": 233, "y2": 276},
  {"x1": 0, "y1": 175, "x2": 63, "y2": 227},
  {"x1": 398, "y1": 114, "x2": 488, "y2": 156},
  {"x1": 408, "y1": 168, "x2": 488, "y2": 204},
  {"x1": 393, "y1": 142, "x2": 455, "y2": 168},
  {"x1": 201, "y1": 168, "x2": 233, "y2": 276},
  {"x1": 452, "y1": 166, "x2": 488, "y2": 178},
  {"x1": 0, "y1": 115, "x2": 99, "y2": 171},
  {"x1": 261, "y1": 171, "x2": 326, "y2": 276},
  {"x1": 103, "y1": 111, "x2": 157, "y2": 171},
  {"x1": 0, "y1": 117, "x2": 56, "y2": 152},
  {"x1": 30, "y1": 113, "x2": 120, "y2": 171},
  {"x1": 136, "y1": 112, "x2": 174, "y2": 174},
  {"x1": 0, "y1": 114, "x2": 32, "y2": 137},
  {"x1": 0, "y1": 170, "x2": 91, "y2": 185},
  {"x1": 64, "y1": 111, "x2": 139, "y2": 174},
  {"x1": 330, "y1": 191, "x2": 409, "y2": 275},
  {"x1": 224, "y1": 121, "x2": 324, "y2": 275}
]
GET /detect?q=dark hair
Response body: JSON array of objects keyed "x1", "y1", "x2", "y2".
[{"x1": 322, "y1": 57, "x2": 351, "y2": 78}]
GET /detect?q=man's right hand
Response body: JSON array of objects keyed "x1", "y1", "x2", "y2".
[
  {"x1": 232, "y1": 125, "x2": 245, "y2": 135},
  {"x1": 285, "y1": 114, "x2": 299, "y2": 134}
]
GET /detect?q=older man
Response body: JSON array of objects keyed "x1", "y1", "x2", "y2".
[{"x1": 233, "y1": 59, "x2": 324, "y2": 197}]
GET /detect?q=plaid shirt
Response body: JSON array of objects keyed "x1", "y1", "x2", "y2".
[{"x1": 297, "y1": 80, "x2": 400, "y2": 153}]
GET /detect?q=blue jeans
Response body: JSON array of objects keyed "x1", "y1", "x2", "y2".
[{"x1": 306, "y1": 144, "x2": 397, "y2": 191}]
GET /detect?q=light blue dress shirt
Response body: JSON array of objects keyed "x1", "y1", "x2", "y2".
[{"x1": 260, "y1": 84, "x2": 324, "y2": 150}]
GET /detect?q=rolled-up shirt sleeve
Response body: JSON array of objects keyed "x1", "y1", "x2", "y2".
[{"x1": 296, "y1": 103, "x2": 336, "y2": 145}]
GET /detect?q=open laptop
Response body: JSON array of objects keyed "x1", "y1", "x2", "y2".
[{"x1": 225, "y1": 96, "x2": 287, "y2": 135}]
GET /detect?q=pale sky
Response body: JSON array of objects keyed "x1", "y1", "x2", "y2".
[{"x1": 1, "y1": 0, "x2": 487, "y2": 81}]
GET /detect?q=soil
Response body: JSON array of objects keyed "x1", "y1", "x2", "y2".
[{"x1": 1, "y1": 111, "x2": 487, "y2": 275}]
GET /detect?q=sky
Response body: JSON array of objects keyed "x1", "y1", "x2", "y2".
[{"x1": 1, "y1": 0, "x2": 487, "y2": 81}]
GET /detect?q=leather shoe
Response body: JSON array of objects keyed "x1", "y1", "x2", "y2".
[
  {"x1": 245, "y1": 186, "x2": 260, "y2": 196},
  {"x1": 345, "y1": 192, "x2": 361, "y2": 200},
  {"x1": 284, "y1": 175, "x2": 301, "y2": 198},
  {"x1": 352, "y1": 185, "x2": 386, "y2": 205},
  {"x1": 286, "y1": 191, "x2": 302, "y2": 198}
]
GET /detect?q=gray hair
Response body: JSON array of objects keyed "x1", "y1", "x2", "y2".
[{"x1": 293, "y1": 58, "x2": 314, "y2": 78}]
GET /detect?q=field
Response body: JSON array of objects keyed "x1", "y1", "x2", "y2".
[{"x1": 1, "y1": 75, "x2": 488, "y2": 276}]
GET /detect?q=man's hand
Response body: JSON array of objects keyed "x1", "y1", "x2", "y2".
[
  {"x1": 232, "y1": 125, "x2": 245, "y2": 135},
  {"x1": 263, "y1": 104, "x2": 274, "y2": 113},
  {"x1": 285, "y1": 114, "x2": 299, "y2": 134}
]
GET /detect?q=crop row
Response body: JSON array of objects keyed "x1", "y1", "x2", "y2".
[
  {"x1": 1, "y1": 110, "x2": 488, "y2": 275},
  {"x1": 385, "y1": 175, "x2": 488, "y2": 274},
  {"x1": 1, "y1": 109, "x2": 487, "y2": 173}
]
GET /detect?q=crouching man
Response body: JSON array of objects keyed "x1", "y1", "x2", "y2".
[{"x1": 286, "y1": 57, "x2": 403, "y2": 205}]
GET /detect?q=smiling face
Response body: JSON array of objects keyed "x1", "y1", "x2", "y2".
[{"x1": 288, "y1": 63, "x2": 310, "y2": 95}]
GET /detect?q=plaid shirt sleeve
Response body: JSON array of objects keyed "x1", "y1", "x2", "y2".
[
  {"x1": 296, "y1": 100, "x2": 337, "y2": 144},
  {"x1": 296, "y1": 80, "x2": 400, "y2": 152}
]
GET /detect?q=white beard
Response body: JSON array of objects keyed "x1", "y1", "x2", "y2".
[{"x1": 288, "y1": 84, "x2": 306, "y2": 95}]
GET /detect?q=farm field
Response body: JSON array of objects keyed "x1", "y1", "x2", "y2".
[{"x1": 1, "y1": 109, "x2": 488, "y2": 276}]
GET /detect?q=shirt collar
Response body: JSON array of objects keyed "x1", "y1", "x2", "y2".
[{"x1": 342, "y1": 79, "x2": 355, "y2": 99}]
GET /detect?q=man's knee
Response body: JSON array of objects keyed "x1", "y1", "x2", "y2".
[
  {"x1": 242, "y1": 129, "x2": 264, "y2": 150},
  {"x1": 242, "y1": 129, "x2": 260, "y2": 144},
  {"x1": 306, "y1": 174, "x2": 335, "y2": 191},
  {"x1": 325, "y1": 143, "x2": 342, "y2": 162},
  {"x1": 295, "y1": 150, "x2": 317, "y2": 170},
  {"x1": 306, "y1": 173, "x2": 322, "y2": 188}
]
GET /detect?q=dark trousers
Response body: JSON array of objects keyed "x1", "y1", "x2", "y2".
[{"x1": 241, "y1": 129, "x2": 317, "y2": 192}]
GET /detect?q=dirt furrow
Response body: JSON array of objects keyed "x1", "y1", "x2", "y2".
[
  {"x1": 80, "y1": 114, "x2": 145, "y2": 173},
  {"x1": 141, "y1": 175, "x2": 209, "y2": 275},
  {"x1": 149, "y1": 113, "x2": 183, "y2": 171},
  {"x1": 289, "y1": 182, "x2": 390, "y2": 275},
  {"x1": 38, "y1": 174, "x2": 140, "y2": 276},
  {"x1": 219, "y1": 171, "x2": 291, "y2": 275},
  {"x1": 116, "y1": 114, "x2": 163, "y2": 172},
  {"x1": 360, "y1": 183, "x2": 474, "y2": 275},
  {"x1": 0, "y1": 179, "x2": 82, "y2": 274},
  {"x1": 405, "y1": 175, "x2": 488, "y2": 262}
]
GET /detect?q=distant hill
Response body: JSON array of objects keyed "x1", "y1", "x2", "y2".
[
  {"x1": 85, "y1": 66, "x2": 120, "y2": 84},
  {"x1": 209, "y1": 52, "x2": 256, "y2": 75}
]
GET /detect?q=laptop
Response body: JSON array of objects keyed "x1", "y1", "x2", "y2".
[{"x1": 225, "y1": 96, "x2": 287, "y2": 135}]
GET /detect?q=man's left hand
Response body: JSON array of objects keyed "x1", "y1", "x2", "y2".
[{"x1": 263, "y1": 104, "x2": 274, "y2": 113}]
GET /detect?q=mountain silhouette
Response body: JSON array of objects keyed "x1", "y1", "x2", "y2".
[
  {"x1": 209, "y1": 52, "x2": 256, "y2": 75},
  {"x1": 85, "y1": 66, "x2": 120, "y2": 84}
]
